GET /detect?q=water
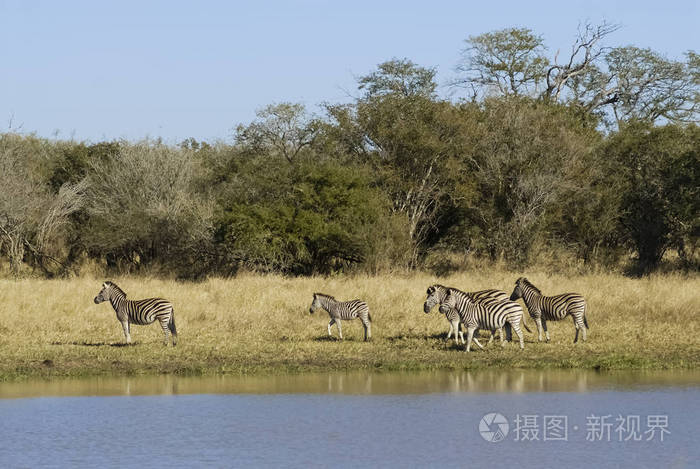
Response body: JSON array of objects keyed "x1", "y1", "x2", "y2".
[{"x1": 0, "y1": 370, "x2": 698, "y2": 468}]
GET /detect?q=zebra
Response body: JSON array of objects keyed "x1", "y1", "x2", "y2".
[
  {"x1": 423, "y1": 284, "x2": 512, "y2": 346},
  {"x1": 309, "y1": 293, "x2": 372, "y2": 341},
  {"x1": 439, "y1": 287, "x2": 525, "y2": 351},
  {"x1": 93, "y1": 281, "x2": 177, "y2": 346},
  {"x1": 509, "y1": 277, "x2": 589, "y2": 343}
]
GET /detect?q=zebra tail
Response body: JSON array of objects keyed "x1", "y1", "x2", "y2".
[
  {"x1": 368, "y1": 312, "x2": 372, "y2": 322},
  {"x1": 504, "y1": 322, "x2": 513, "y2": 342},
  {"x1": 584, "y1": 314, "x2": 589, "y2": 329},
  {"x1": 168, "y1": 311, "x2": 177, "y2": 336},
  {"x1": 522, "y1": 318, "x2": 532, "y2": 333}
]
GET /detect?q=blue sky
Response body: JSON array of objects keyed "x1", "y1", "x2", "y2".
[{"x1": 1, "y1": 0, "x2": 697, "y2": 143}]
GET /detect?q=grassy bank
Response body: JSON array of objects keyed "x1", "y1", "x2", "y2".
[{"x1": 0, "y1": 271, "x2": 698, "y2": 381}]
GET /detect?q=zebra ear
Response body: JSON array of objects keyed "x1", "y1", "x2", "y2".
[
  {"x1": 426, "y1": 286, "x2": 434, "y2": 295},
  {"x1": 102, "y1": 282, "x2": 108, "y2": 288}
]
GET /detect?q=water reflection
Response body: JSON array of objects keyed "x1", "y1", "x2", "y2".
[{"x1": 1, "y1": 369, "x2": 698, "y2": 399}]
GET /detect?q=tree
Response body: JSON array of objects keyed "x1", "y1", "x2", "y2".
[
  {"x1": 235, "y1": 102, "x2": 318, "y2": 163},
  {"x1": 358, "y1": 58, "x2": 437, "y2": 99},
  {"x1": 0, "y1": 133, "x2": 86, "y2": 276},
  {"x1": 543, "y1": 22, "x2": 620, "y2": 103},
  {"x1": 213, "y1": 156, "x2": 404, "y2": 274},
  {"x1": 454, "y1": 28, "x2": 549, "y2": 98},
  {"x1": 345, "y1": 61, "x2": 465, "y2": 264},
  {"x1": 85, "y1": 141, "x2": 213, "y2": 276},
  {"x1": 605, "y1": 123, "x2": 699, "y2": 273},
  {"x1": 569, "y1": 47, "x2": 699, "y2": 127},
  {"x1": 458, "y1": 98, "x2": 601, "y2": 265}
]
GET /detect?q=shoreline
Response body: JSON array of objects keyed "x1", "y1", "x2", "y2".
[{"x1": 1, "y1": 272, "x2": 698, "y2": 382}]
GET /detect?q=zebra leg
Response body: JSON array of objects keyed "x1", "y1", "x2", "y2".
[
  {"x1": 446, "y1": 323, "x2": 454, "y2": 342},
  {"x1": 471, "y1": 335, "x2": 485, "y2": 350},
  {"x1": 487, "y1": 330, "x2": 495, "y2": 346},
  {"x1": 328, "y1": 318, "x2": 335, "y2": 337},
  {"x1": 451, "y1": 320, "x2": 460, "y2": 345},
  {"x1": 168, "y1": 313, "x2": 178, "y2": 346},
  {"x1": 362, "y1": 318, "x2": 371, "y2": 341},
  {"x1": 535, "y1": 318, "x2": 543, "y2": 342},
  {"x1": 336, "y1": 319, "x2": 343, "y2": 340},
  {"x1": 465, "y1": 327, "x2": 477, "y2": 352},
  {"x1": 514, "y1": 324, "x2": 524, "y2": 349},
  {"x1": 121, "y1": 321, "x2": 131, "y2": 344},
  {"x1": 159, "y1": 318, "x2": 170, "y2": 346},
  {"x1": 542, "y1": 319, "x2": 550, "y2": 342},
  {"x1": 572, "y1": 315, "x2": 585, "y2": 343}
]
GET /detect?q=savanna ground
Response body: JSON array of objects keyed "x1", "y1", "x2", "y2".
[{"x1": 0, "y1": 271, "x2": 698, "y2": 381}]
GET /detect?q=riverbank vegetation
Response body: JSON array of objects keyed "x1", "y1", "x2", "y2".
[
  {"x1": 1, "y1": 23, "x2": 698, "y2": 280},
  {"x1": 0, "y1": 272, "x2": 697, "y2": 381}
]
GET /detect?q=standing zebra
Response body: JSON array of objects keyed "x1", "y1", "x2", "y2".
[
  {"x1": 423, "y1": 284, "x2": 510, "y2": 346},
  {"x1": 509, "y1": 277, "x2": 588, "y2": 343},
  {"x1": 439, "y1": 288, "x2": 525, "y2": 351},
  {"x1": 93, "y1": 281, "x2": 177, "y2": 346},
  {"x1": 309, "y1": 293, "x2": 372, "y2": 341}
]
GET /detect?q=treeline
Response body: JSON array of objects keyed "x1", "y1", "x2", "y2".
[{"x1": 1, "y1": 24, "x2": 698, "y2": 278}]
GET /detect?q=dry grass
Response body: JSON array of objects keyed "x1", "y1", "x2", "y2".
[{"x1": 0, "y1": 271, "x2": 698, "y2": 381}]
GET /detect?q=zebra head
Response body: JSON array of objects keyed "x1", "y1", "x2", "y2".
[
  {"x1": 309, "y1": 293, "x2": 322, "y2": 314},
  {"x1": 438, "y1": 288, "x2": 458, "y2": 315},
  {"x1": 510, "y1": 277, "x2": 526, "y2": 301},
  {"x1": 424, "y1": 284, "x2": 446, "y2": 314},
  {"x1": 94, "y1": 281, "x2": 114, "y2": 304}
]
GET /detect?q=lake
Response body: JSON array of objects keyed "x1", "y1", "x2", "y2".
[{"x1": 0, "y1": 370, "x2": 697, "y2": 468}]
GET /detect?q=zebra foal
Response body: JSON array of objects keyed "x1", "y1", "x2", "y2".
[
  {"x1": 309, "y1": 293, "x2": 372, "y2": 341},
  {"x1": 93, "y1": 281, "x2": 177, "y2": 346},
  {"x1": 439, "y1": 288, "x2": 525, "y2": 351},
  {"x1": 509, "y1": 277, "x2": 588, "y2": 343}
]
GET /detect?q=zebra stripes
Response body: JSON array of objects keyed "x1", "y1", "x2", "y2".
[
  {"x1": 439, "y1": 287, "x2": 525, "y2": 351},
  {"x1": 424, "y1": 284, "x2": 509, "y2": 346},
  {"x1": 510, "y1": 277, "x2": 588, "y2": 343},
  {"x1": 93, "y1": 281, "x2": 177, "y2": 346},
  {"x1": 309, "y1": 293, "x2": 372, "y2": 341}
]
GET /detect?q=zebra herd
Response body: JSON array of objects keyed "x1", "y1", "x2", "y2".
[{"x1": 93, "y1": 278, "x2": 588, "y2": 349}]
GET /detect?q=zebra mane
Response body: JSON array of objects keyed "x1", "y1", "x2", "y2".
[
  {"x1": 445, "y1": 287, "x2": 468, "y2": 297},
  {"x1": 314, "y1": 292, "x2": 335, "y2": 300},
  {"x1": 105, "y1": 281, "x2": 127, "y2": 297},
  {"x1": 427, "y1": 284, "x2": 448, "y2": 295},
  {"x1": 519, "y1": 277, "x2": 541, "y2": 295}
]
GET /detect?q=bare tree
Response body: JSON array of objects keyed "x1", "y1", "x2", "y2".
[
  {"x1": 543, "y1": 21, "x2": 620, "y2": 102},
  {"x1": 0, "y1": 134, "x2": 87, "y2": 275},
  {"x1": 85, "y1": 141, "x2": 213, "y2": 272}
]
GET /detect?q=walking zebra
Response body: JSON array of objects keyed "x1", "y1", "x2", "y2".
[
  {"x1": 423, "y1": 284, "x2": 510, "y2": 346},
  {"x1": 509, "y1": 277, "x2": 588, "y2": 343},
  {"x1": 439, "y1": 287, "x2": 525, "y2": 351},
  {"x1": 93, "y1": 281, "x2": 177, "y2": 346},
  {"x1": 309, "y1": 293, "x2": 372, "y2": 341}
]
